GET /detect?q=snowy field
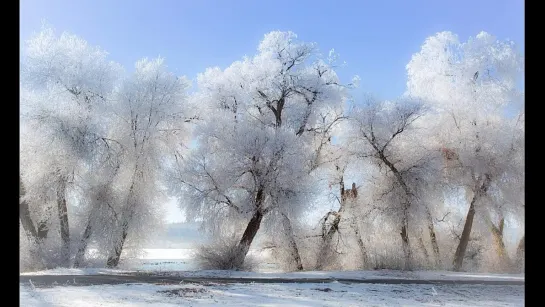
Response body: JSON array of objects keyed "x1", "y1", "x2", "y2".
[
  {"x1": 21, "y1": 248, "x2": 524, "y2": 306},
  {"x1": 20, "y1": 281, "x2": 524, "y2": 306}
]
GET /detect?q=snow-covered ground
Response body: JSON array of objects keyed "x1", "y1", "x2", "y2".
[
  {"x1": 20, "y1": 249, "x2": 524, "y2": 283},
  {"x1": 20, "y1": 281, "x2": 524, "y2": 306},
  {"x1": 20, "y1": 248, "x2": 271, "y2": 275},
  {"x1": 20, "y1": 266, "x2": 524, "y2": 284},
  {"x1": 20, "y1": 248, "x2": 525, "y2": 306}
]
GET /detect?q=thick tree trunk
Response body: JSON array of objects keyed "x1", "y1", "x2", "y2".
[
  {"x1": 452, "y1": 175, "x2": 491, "y2": 271},
  {"x1": 232, "y1": 187, "x2": 266, "y2": 269},
  {"x1": 73, "y1": 218, "x2": 93, "y2": 268},
  {"x1": 515, "y1": 235, "x2": 524, "y2": 272},
  {"x1": 281, "y1": 213, "x2": 303, "y2": 271},
  {"x1": 233, "y1": 210, "x2": 264, "y2": 269},
  {"x1": 426, "y1": 208, "x2": 441, "y2": 267},
  {"x1": 57, "y1": 179, "x2": 71, "y2": 267},
  {"x1": 452, "y1": 199, "x2": 476, "y2": 271}
]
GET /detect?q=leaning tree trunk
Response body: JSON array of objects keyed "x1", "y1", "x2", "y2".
[
  {"x1": 417, "y1": 233, "x2": 430, "y2": 265},
  {"x1": 107, "y1": 182, "x2": 136, "y2": 268},
  {"x1": 56, "y1": 178, "x2": 71, "y2": 267},
  {"x1": 489, "y1": 217, "x2": 512, "y2": 272},
  {"x1": 515, "y1": 235, "x2": 524, "y2": 273},
  {"x1": 107, "y1": 169, "x2": 140, "y2": 268},
  {"x1": 425, "y1": 207, "x2": 441, "y2": 268},
  {"x1": 74, "y1": 194, "x2": 104, "y2": 268},
  {"x1": 316, "y1": 211, "x2": 342, "y2": 270},
  {"x1": 350, "y1": 219, "x2": 369, "y2": 269},
  {"x1": 231, "y1": 188, "x2": 266, "y2": 269},
  {"x1": 452, "y1": 199, "x2": 476, "y2": 272},
  {"x1": 19, "y1": 176, "x2": 47, "y2": 270},
  {"x1": 232, "y1": 211, "x2": 264, "y2": 269},
  {"x1": 316, "y1": 176, "x2": 356, "y2": 270},
  {"x1": 106, "y1": 225, "x2": 128, "y2": 268},
  {"x1": 452, "y1": 175, "x2": 491, "y2": 271},
  {"x1": 20, "y1": 176, "x2": 39, "y2": 241},
  {"x1": 378, "y1": 152, "x2": 414, "y2": 271},
  {"x1": 73, "y1": 217, "x2": 93, "y2": 268},
  {"x1": 106, "y1": 216, "x2": 130, "y2": 268},
  {"x1": 281, "y1": 213, "x2": 303, "y2": 271}
]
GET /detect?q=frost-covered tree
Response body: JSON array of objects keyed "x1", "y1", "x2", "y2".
[
  {"x1": 73, "y1": 162, "x2": 124, "y2": 267},
  {"x1": 172, "y1": 31, "x2": 349, "y2": 269},
  {"x1": 311, "y1": 144, "x2": 374, "y2": 270},
  {"x1": 345, "y1": 98, "x2": 445, "y2": 270},
  {"x1": 20, "y1": 26, "x2": 121, "y2": 267},
  {"x1": 104, "y1": 58, "x2": 191, "y2": 267},
  {"x1": 406, "y1": 31, "x2": 524, "y2": 271},
  {"x1": 20, "y1": 26, "x2": 192, "y2": 269}
]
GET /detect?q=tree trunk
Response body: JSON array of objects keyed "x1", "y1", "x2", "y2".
[
  {"x1": 426, "y1": 207, "x2": 441, "y2": 268},
  {"x1": 515, "y1": 235, "x2": 524, "y2": 272},
  {"x1": 233, "y1": 210, "x2": 264, "y2": 269},
  {"x1": 19, "y1": 176, "x2": 47, "y2": 270},
  {"x1": 452, "y1": 175, "x2": 491, "y2": 271},
  {"x1": 489, "y1": 217, "x2": 511, "y2": 271},
  {"x1": 20, "y1": 177, "x2": 39, "y2": 240},
  {"x1": 316, "y1": 211, "x2": 342, "y2": 270},
  {"x1": 281, "y1": 213, "x2": 303, "y2": 271},
  {"x1": 232, "y1": 187, "x2": 266, "y2": 269},
  {"x1": 37, "y1": 220, "x2": 50, "y2": 241},
  {"x1": 316, "y1": 175, "x2": 354, "y2": 270},
  {"x1": 106, "y1": 220, "x2": 129, "y2": 268},
  {"x1": 400, "y1": 210, "x2": 412, "y2": 270},
  {"x1": 418, "y1": 235, "x2": 430, "y2": 264},
  {"x1": 350, "y1": 220, "x2": 369, "y2": 269},
  {"x1": 107, "y1": 169, "x2": 140, "y2": 268},
  {"x1": 57, "y1": 179, "x2": 71, "y2": 267},
  {"x1": 73, "y1": 218, "x2": 93, "y2": 268},
  {"x1": 452, "y1": 201, "x2": 475, "y2": 272},
  {"x1": 377, "y1": 152, "x2": 414, "y2": 270}
]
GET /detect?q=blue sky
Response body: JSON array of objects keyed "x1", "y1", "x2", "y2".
[{"x1": 20, "y1": 0, "x2": 524, "y2": 100}]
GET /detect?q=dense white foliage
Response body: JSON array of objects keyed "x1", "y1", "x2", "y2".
[
  {"x1": 406, "y1": 31, "x2": 524, "y2": 271},
  {"x1": 20, "y1": 27, "x2": 192, "y2": 269},
  {"x1": 20, "y1": 27, "x2": 523, "y2": 273},
  {"x1": 169, "y1": 31, "x2": 349, "y2": 268}
]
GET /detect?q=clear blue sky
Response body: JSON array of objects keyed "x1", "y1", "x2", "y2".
[{"x1": 20, "y1": 0, "x2": 524, "y2": 100}]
